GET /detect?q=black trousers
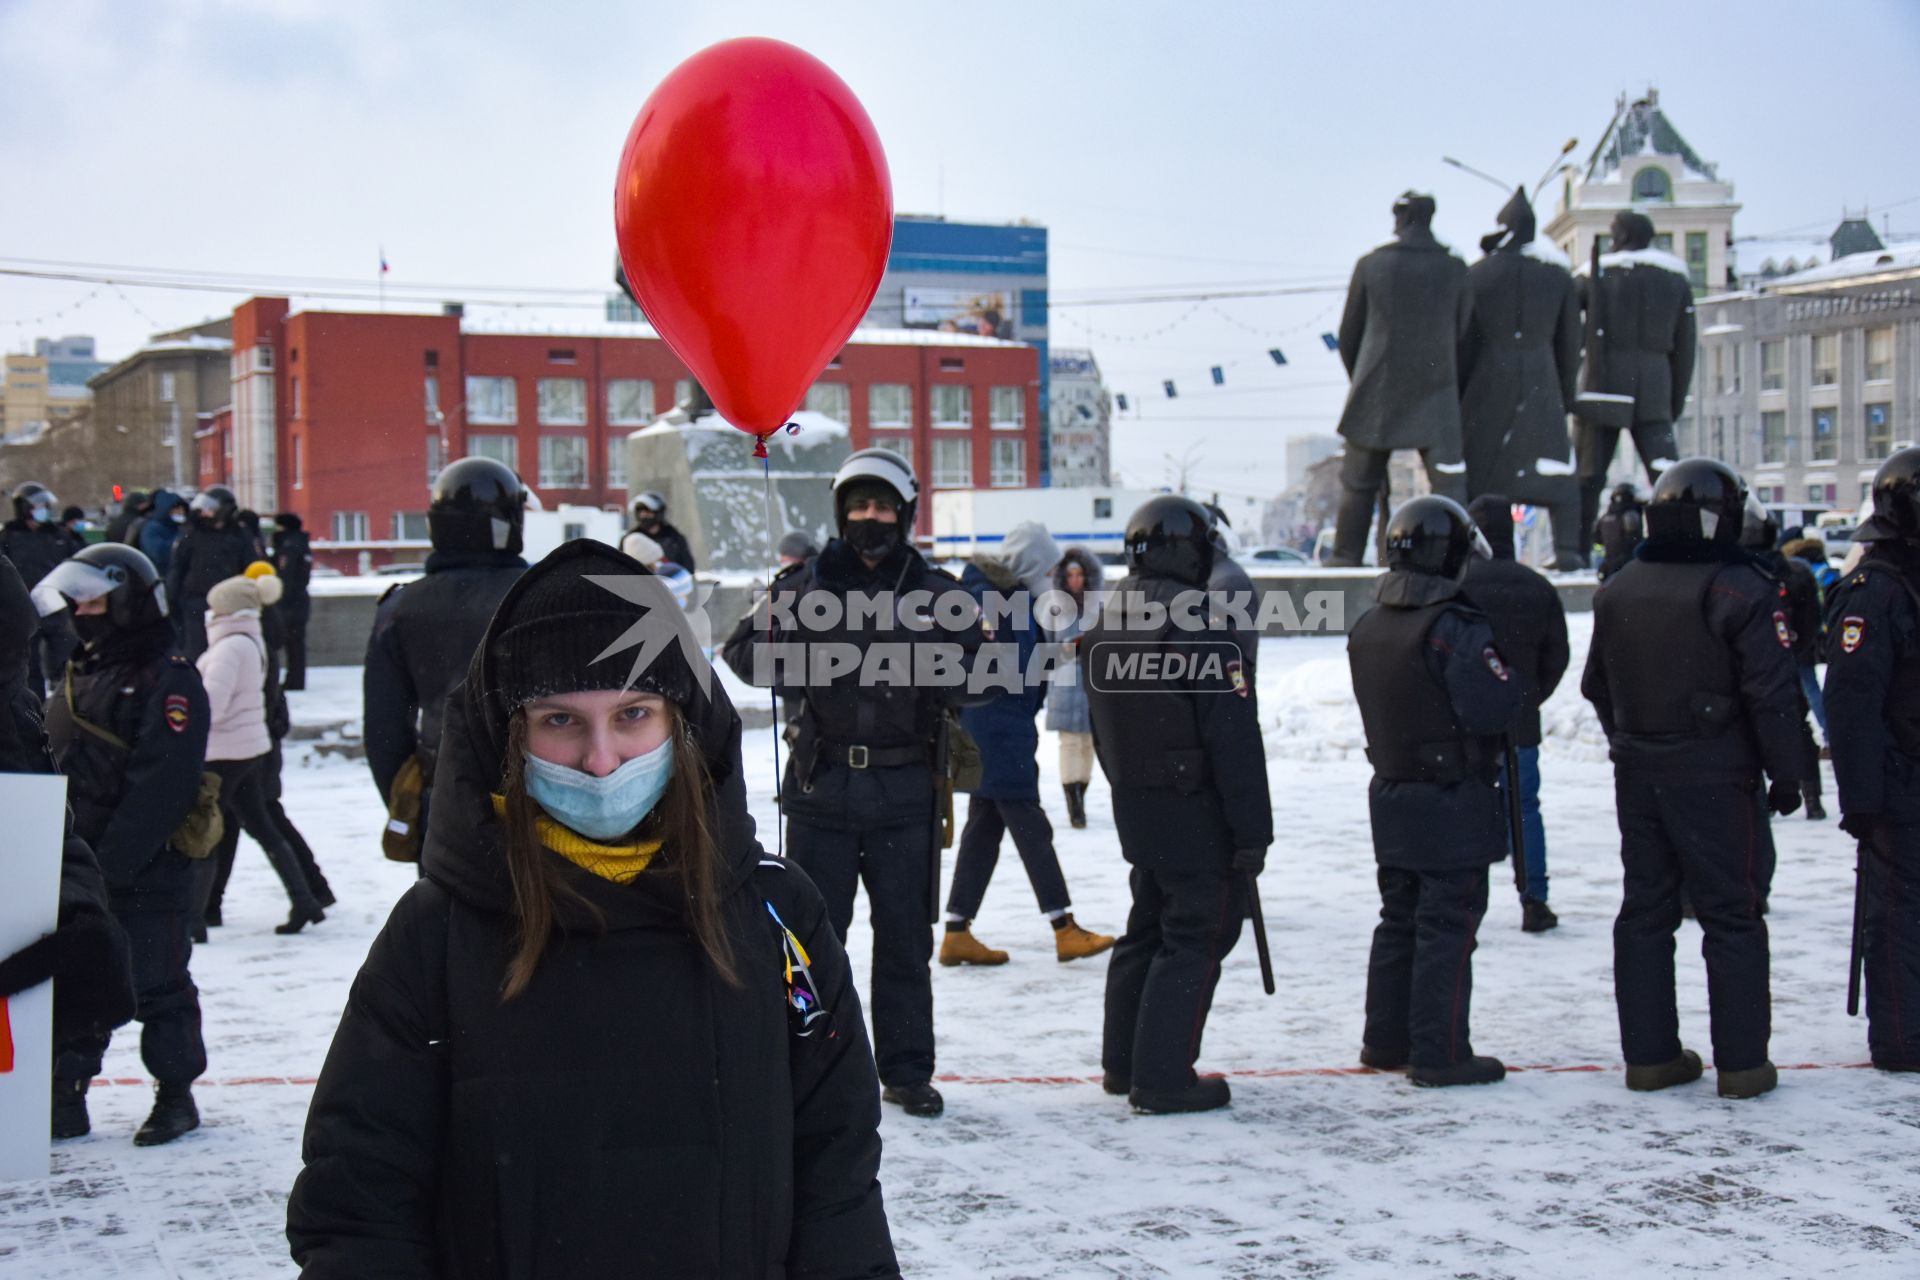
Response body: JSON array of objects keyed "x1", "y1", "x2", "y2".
[
  {"x1": 179, "y1": 597, "x2": 211, "y2": 661},
  {"x1": 281, "y1": 597, "x2": 310, "y2": 690},
  {"x1": 198, "y1": 754, "x2": 320, "y2": 923},
  {"x1": 946, "y1": 795, "x2": 1070, "y2": 921},
  {"x1": 1862, "y1": 822, "x2": 1920, "y2": 1069},
  {"x1": 1330, "y1": 446, "x2": 1469, "y2": 566},
  {"x1": 56, "y1": 906, "x2": 205, "y2": 1088},
  {"x1": 1577, "y1": 419, "x2": 1677, "y2": 551},
  {"x1": 1364, "y1": 865, "x2": 1490, "y2": 1069},
  {"x1": 1612, "y1": 773, "x2": 1774, "y2": 1071},
  {"x1": 789, "y1": 814, "x2": 936, "y2": 1088},
  {"x1": 1102, "y1": 862, "x2": 1245, "y2": 1091}
]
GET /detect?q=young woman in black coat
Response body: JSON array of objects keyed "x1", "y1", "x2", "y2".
[{"x1": 287, "y1": 540, "x2": 899, "y2": 1279}]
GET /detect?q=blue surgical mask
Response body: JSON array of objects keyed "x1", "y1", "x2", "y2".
[{"x1": 522, "y1": 738, "x2": 674, "y2": 842}]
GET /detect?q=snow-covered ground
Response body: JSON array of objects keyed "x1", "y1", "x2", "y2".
[{"x1": 3, "y1": 620, "x2": 1915, "y2": 1278}]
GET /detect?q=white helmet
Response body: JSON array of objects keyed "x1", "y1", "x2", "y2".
[{"x1": 832, "y1": 448, "x2": 919, "y2": 529}]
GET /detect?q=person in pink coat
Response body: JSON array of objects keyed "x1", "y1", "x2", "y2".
[{"x1": 194, "y1": 574, "x2": 325, "y2": 934}]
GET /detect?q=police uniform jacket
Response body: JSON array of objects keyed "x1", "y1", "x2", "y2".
[
  {"x1": 1823, "y1": 542, "x2": 1920, "y2": 827},
  {"x1": 1347, "y1": 570, "x2": 1524, "y2": 869},
  {"x1": 1082, "y1": 571, "x2": 1272, "y2": 870},
  {"x1": 1581, "y1": 538, "x2": 1810, "y2": 783}
]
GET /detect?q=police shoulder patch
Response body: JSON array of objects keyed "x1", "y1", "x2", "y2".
[
  {"x1": 1841, "y1": 615, "x2": 1867, "y2": 654},
  {"x1": 164, "y1": 693, "x2": 190, "y2": 733},
  {"x1": 1227, "y1": 658, "x2": 1249, "y2": 698},
  {"x1": 1773, "y1": 610, "x2": 1793, "y2": 648},
  {"x1": 1483, "y1": 646, "x2": 1510, "y2": 681}
]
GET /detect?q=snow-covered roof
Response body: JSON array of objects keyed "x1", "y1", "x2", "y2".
[
  {"x1": 454, "y1": 311, "x2": 1022, "y2": 349},
  {"x1": 1733, "y1": 237, "x2": 1829, "y2": 279},
  {"x1": 1584, "y1": 92, "x2": 1717, "y2": 183},
  {"x1": 633, "y1": 407, "x2": 849, "y2": 445},
  {"x1": 1767, "y1": 244, "x2": 1920, "y2": 290},
  {"x1": 137, "y1": 334, "x2": 233, "y2": 355}
]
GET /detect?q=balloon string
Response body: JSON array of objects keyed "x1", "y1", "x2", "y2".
[{"x1": 762, "y1": 447, "x2": 783, "y2": 860}]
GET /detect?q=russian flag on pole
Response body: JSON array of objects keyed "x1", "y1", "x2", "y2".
[{"x1": 380, "y1": 249, "x2": 390, "y2": 276}]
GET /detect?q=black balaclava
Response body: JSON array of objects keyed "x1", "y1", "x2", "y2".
[
  {"x1": 838, "y1": 480, "x2": 903, "y2": 560},
  {"x1": 1466, "y1": 494, "x2": 1517, "y2": 561},
  {"x1": 1610, "y1": 210, "x2": 1655, "y2": 253}
]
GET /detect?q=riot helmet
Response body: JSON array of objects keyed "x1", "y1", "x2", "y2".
[
  {"x1": 429, "y1": 457, "x2": 527, "y2": 555},
  {"x1": 30, "y1": 542, "x2": 169, "y2": 637},
  {"x1": 1384, "y1": 496, "x2": 1490, "y2": 580},
  {"x1": 1124, "y1": 494, "x2": 1214, "y2": 587},
  {"x1": 1854, "y1": 445, "x2": 1920, "y2": 543},
  {"x1": 1645, "y1": 458, "x2": 1746, "y2": 545}
]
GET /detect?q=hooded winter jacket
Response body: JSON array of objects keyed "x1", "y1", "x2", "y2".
[
  {"x1": 138, "y1": 490, "x2": 184, "y2": 575},
  {"x1": 1044, "y1": 547, "x2": 1103, "y2": 735},
  {"x1": 197, "y1": 611, "x2": 271, "y2": 762},
  {"x1": 288, "y1": 543, "x2": 898, "y2": 1280}
]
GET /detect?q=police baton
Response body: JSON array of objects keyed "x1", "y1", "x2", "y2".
[
  {"x1": 1245, "y1": 873, "x2": 1275, "y2": 996},
  {"x1": 1502, "y1": 736, "x2": 1528, "y2": 899},
  {"x1": 1848, "y1": 837, "x2": 1867, "y2": 1017}
]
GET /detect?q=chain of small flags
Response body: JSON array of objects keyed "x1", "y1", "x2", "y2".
[{"x1": 1098, "y1": 300, "x2": 1344, "y2": 412}]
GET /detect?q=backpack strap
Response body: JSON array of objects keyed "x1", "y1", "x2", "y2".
[{"x1": 63, "y1": 668, "x2": 130, "y2": 753}]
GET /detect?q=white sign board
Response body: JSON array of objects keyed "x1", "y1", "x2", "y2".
[{"x1": 0, "y1": 773, "x2": 67, "y2": 1181}]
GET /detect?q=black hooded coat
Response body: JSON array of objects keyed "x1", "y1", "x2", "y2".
[
  {"x1": 1460, "y1": 190, "x2": 1582, "y2": 504},
  {"x1": 288, "y1": 542, "x2": 898, "y2": 1280}
]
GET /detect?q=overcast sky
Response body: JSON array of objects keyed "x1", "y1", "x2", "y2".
[{"x1": 5, "y1": 0, "x2": 1918, "y2": 512}]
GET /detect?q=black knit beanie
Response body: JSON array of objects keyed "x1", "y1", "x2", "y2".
[
  {"x1": 1466, "y1": 494, "x2": 1516, "y2": 561},
  {"x1": 486, "y1": 540, "x2": 696, "y2": 712}
]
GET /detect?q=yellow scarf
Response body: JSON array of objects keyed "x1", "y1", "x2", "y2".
[{"x1": 491, "y1": 795, "x2": 662, "y2": 884}]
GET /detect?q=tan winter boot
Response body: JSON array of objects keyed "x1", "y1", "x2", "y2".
[
  {"x1": 939, "y1": 927, "x2": 1009, "y2": 967},
  {"x1": 1054, "y1": 914, "x2": 1116, "y2": 962}
]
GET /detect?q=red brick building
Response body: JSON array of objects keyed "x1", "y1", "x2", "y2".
[{"x1": 217, "y1": 298, "x2": 1040, "y2": 567}]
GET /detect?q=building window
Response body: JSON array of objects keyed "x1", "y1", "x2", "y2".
[
  {"x1": 1685, "y1": 231, "x2": 1708, "y2": 291},
  {"x1": 1710, "y1": 416, "x2": 1726, "y2": 459},
  {"x1": 1761, "y1": 340, "x2": 1785, "y2": 392},
  {"x1": 547, "y1": 349, "x2": 577, "y2": 365},
  {"x1": 426, "y1": 433, "x2": 445, "y2": 484},
  {"x1": 291, "y1": 376, "x2": 302, "y2": 419},
  {"x1": 538, "y1": 433, "x2": 588, "y2": 488},
  {"x1": 1712, "y1": 347, "x2": 1725, "y2": 396},
  {"x1": 1866, "y1": 327, "x2": 1894, "y2": 382},
  {"x1": 870, "y1": 433, "x2": 912, "y2": 470},
  {"x1": 607, "y1": 378, "x2": 654, "y2": 425},
  {"x1": 1761, "y1": 411, "x2": 1787, "y2": 465},
  {"x1": 1730, "y1": 412, "x2": 1743, "y2": 466},
  {"x1": 805, "y1": 381, "x2": 850, "y2": 424},
  {"x1": 1812, "y1": 334, "x2": 1839, "y2": 387},
  {"x1": 931, "y1": 437, "x2": 971, "y2": 488},
  {"x1": 538, "y1": 378, "x2": 587, "y2": 425},
  {"x1": 292, "y1": 434, "x2": 304, "y2": 489},
  {"x1": 1808, "y1": 482, "x2": 1837, "y2": 506},
  {"x1": 331, "y1": 511, "x2": 368, "y2": 542},
  {"x1": 608, "y1": 434, "x2": 627, "y2": 489},
  {"x1": 1811, "y1": 409, "x2": 1837, "y2": 462},
  {"x1": 425, "y1": 349, "x2": 439, "y2": 368},
  {"x1": 1867, "y1": 403, "x2": 1894, "y2": 460},
  {"x1": 159, "y1": 371, "x2": 176, "y2": 403},
  {"x1": 425, "y1": 375, "x2": 440, "y2": 423},
  {"x1": 1632, "y1": 167, "x2": 1671, "y2": 202},
  {"x1": 931, "y1": 384, "x2": 971, "y2": 428},
  {"x1": 673, "y1": 378, "x2": 692, "y2": 407},
  {"x1": 467, "y1": 376, "x2": 518, "y2": 424},
  {"x1": 1652, "y1": 232, "x2": 1674, "y2": 254},
  {"x1": 393, "y1": 512, "x2": 430, "y2": 541},
  {"x1": 1674, "y1": 415, "x2": 1694, "y2": 454},
  {"x1": 1731, "y1": 343, "x2": 1742, "y2": 394},
  {"x1": 991, "y1": 438, "x2": 1025, "y2": 487},
  {"x1": 869, "y1": 383, "x2": 911, "y2": 428},
  {"x1": 990, "y1": 386, "x2": 1024, "y2": 430},
  {"x1": 468, "y1": 433, "x2": 518, "y2": 470}
]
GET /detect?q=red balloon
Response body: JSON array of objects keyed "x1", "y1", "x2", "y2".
[{"x1": 614, "y1": 38, "x2": 893, "y2": 438}]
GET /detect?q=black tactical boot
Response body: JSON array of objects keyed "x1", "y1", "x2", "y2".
[
  {"x1": 1410, "y1": 1056, "x2": 1506, "y2": 1088},
  {"x1": 133, "y1": 1084, "x2": 200, "y2": 1146},
  {"x1": 51, "y1": 1076, "x2": 90, "y2": 1140},
  {"x1": 1521, "y1": 898, "x2": 1559, "y2": 933},
  {"x1": 1717, "y1": 1062, "x2": 1778, "y2": 1099},
  {"x1": 275, "y1": 902, "x2": 326, "y2": 935},
  {"x1": 1626, "y1": 1049, "x2": 1703, "y2": 1092},
  {"x1": 881, "y1": 1082, "x2": 945, "y2": 1118},
  {"x1": 1130, "y1": 1074, "x2": 1231, "y2": 1114}
]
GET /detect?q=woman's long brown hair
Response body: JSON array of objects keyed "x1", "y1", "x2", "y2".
[{"x1": 498, "y1": 703, "x2": 739, "y2": 1001}]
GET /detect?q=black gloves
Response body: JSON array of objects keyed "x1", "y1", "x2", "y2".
[
  {"x1": 1766, "y1": 780, "x2": 1802, "y2": 817},
  {"x1": 1841, "y1": 812, "x2": 1884, "y2": 842},
  {"x1": 0, "y1": 910, "x2": 135, "y2": 1033},
  {"x1": 1232, "y1": 848, "x2": 1267, "y2": 877},
  {"x1": 0, "y1": 931, "x2": 62, "y2": 999}
]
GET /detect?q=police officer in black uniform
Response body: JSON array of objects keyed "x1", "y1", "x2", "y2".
[
  {"x1": 166, "y1": 485, "x2": 256, "y2": 658},
  {"x1": 1822, "y1": 446, "x2": 1920, "y2": 1073},
  {"x1": 1740, "y1": 497, "x2": 1827, "y2": 821},
  {"x1": 270, "y1": 512, "x2": 314, "y2": 690},
  {"x1": 364, "y1": 458, "x2": 528, "y2": 849},
  {"x1": 1594, "y1": 483, "x2": 1648, "y2": 582},
  {"x1": 1347, "y1": 497, "x2": 1519, "y2": 1086},
  {"x1": 1582, "y1": 458, "x2": 1810, "y2": 1099},
  {"x1": 1081, "y1": 495, "x2": 1272, "y2": 1113},
  {"x1": 2, "y1": 481, "x2": 86, "y2": 693},
  {"x1": 629, "y1": 490, "x2": 696, "y2": 572},
  {"x1": 33, "y1": 543, "x2": 213, "y2": 1144},
  {"x1": 722, "y1": 448, "x2": 985, "y2": 1118}
]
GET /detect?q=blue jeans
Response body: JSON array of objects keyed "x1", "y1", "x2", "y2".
[
  {"x1": 1496, "y1": 746, "x2": 1548, "y2": 902},
  {"x1": 1799, "y1": 665, "x2": 1827, "y2": 738}
]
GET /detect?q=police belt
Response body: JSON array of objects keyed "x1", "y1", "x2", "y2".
[{"x1": 818, "y1": 740, "x2": 929, "y2": 770}]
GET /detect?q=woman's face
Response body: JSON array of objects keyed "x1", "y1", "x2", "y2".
[
  {"x1": 1064, "y1": 562, "x2": 1086, "y2": 592},
  {"x1": 524, "y1": 690, "x2": 670, "y2": 777}
]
